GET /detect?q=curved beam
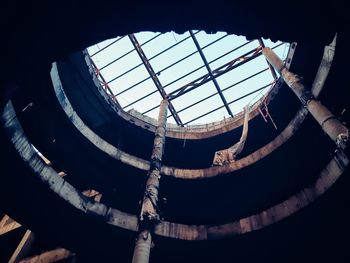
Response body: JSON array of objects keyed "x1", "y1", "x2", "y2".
[
  {"x1": 51, "y1": 65, "x2": 150, "y2": 172},
  {"x1": 51, "y1": 68, "x2": 317, "y2": 179},
  {"x1": 1, "y1": 101, "x2": 139, "y2": 232},
  {"x1": 1, "y1": 98, "x2": 348, "y2": 241},
  {"x1": 156, "y1": 149, "x2": 348, "y2": 239},
  {"x1": 50, "y1": 38, "x2": 334, "y2": 178},
  {"x1": 54, "y1": 63, "x2": 303, "y2": 178}
]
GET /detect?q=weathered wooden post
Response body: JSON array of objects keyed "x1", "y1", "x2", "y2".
[{"x1": 132, "y1": 99, "x2": 168, "y2": 263}]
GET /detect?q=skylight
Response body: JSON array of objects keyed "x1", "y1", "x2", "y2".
[{"x1": 87, "y1": 31, "x2": 289, "y2": 126}]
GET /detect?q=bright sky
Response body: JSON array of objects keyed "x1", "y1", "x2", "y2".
[{"x1": 87, "y1": 31, "x2": 289, "y2": 125}]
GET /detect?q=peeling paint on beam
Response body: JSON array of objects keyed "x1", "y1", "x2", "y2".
[
  {"x1": 263, "y1": 36, "x2": 348, "y2": 148},
  {"x1": 2, "y1": 98, "x2": 348, "y2": 241},
  {"x1": 164, "y1": 107, "x2": 309, "y2": 178},
  {"x1": 52, "y1": 38, "x2": 334, "y2": 179},
  {"x1": 51, "y1": 64, "x2": 150, "y2": 172},
  {"x1": 52, "y1": 69, "x2": 307, "y2": 178},
  {"x1": 1, "y1": 101, "x2": 139, "y2": 233},
  {"x1": 204, "y1": 149, "x2": 348, "y2": 239},
  {"x1": 1, "y1": 37, "x2": 341, "y2": 239}
]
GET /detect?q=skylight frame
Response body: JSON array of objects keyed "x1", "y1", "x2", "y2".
[{"x1": 87, "y1": 31, "x2": 289, "y2": 126}]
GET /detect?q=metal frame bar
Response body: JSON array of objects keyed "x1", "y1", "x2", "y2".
[
  {"x1": 147, "y1": 30, "x2": 200, "y2": 62},
  {"x1": 115, "y1": 33, "x2": 230, "y2": 99},
  {"x1": 89, "y1": 36, "x2": 125, "y2": 57},
  {"x1": 189, "y1": 30, "x2": 233, "y2": 116},
  {"x1": 171, "y1": 67, "x2": 270, "y2": 118},
  {"x1": 142, "y1": 40, "x2": 255, "y2": 115},
  {"x1": 164, "y1": 41, "x2": 284, "y2": 100},
  {"x1": 258, "y1": 38, "x2": 278, "y2": 80},
  {"x1": 167, "y1": 46, "x2": 262, "y2": 100},
  {"x1": 128, "y1": 34, "x2": 183, "y2": 125},
  {"x1": 162, "y1": 40, "x2": 254, "y2": 91},
  {"x1": 101, "y1": 33, "x2": 163, "y2": 79},
  {"x1": 84, "y1": 56, "x2": 121, "y2": 106},
  {"x1": 183, "y1": 82, "x2": 274, "y2": 125},
  {"x1": 88, "y1": 30, "x2": 288, "y2": 126},
  {"x1": 99, "y1": 47, "x2": 135, "y2": 71},
  {"x1": 126, "y1": 41, "x2": 284, "y2": 118}
]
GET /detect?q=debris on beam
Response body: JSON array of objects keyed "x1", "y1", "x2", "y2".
[{"x1": 212, "y1": 106, "x2": 250, "y2": 166}]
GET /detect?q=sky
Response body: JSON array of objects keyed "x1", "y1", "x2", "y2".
[{"x1": 87, "y1": 31, "x2": 289, "y2": 125}]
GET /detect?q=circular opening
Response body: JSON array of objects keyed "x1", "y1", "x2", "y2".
[{"x1": 87, "y1": 31, "x2": 289, "y2": 126}]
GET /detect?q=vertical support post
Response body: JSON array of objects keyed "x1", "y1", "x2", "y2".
[
  {"x1": 132, "y1": 99, "x2": 168, "y2": 263},
  {"x1": 262, "y1": 47, "x2": 348, "y2": 149}
]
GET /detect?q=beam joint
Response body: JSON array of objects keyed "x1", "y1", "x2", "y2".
[
  {"x1": 189, "y1": 30, "x2": 233, "y2": 117},
  {"x1": 128, "y1": 34, "x2": 183, "y2": 126}
]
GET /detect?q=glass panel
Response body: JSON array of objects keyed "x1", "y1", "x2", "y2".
[{"x1": 87, "y1": 31, "x2": 289, "y2": 125}]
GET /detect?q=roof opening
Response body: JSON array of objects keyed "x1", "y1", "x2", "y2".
[{"x1": 87, "y1": 31, "x2": 289, "y2": 126}]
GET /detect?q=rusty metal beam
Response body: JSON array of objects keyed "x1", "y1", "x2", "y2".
[
  {"x1": 88, "y1": 56, "x2": 121, "y2": 107},
  {"x1": 132, "y1": 100, "x2": 168, "y2": 263},
  {"x1": 128, "y1": 34, "x2": 183, "y2": 126},
  {"x1": 167, "y1": 46, "x2": 263, "y2": 100},
  {"x1": 171, "y1": 67, "x2": 269, "y2": 118},
  {"x1": 118, "y1": 33, "x2": 229, "y2": 109},
  {"x1": 262, "y1": 47, "x2": 348, "y2": 149},
  {"x1": 258, "y1": 38, "x2": 278, "y2": 80},
  {"x1": 189, "y1": 30, "x2": 233, "y2": 117},
  {"x1": 183, "y1": 82, "x2": 273, "y2": 125}
]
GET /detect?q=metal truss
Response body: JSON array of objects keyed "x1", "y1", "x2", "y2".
[
  {"x1": 128, "y1": 34, "x2": 183, "y2": 125},
  {"x1": 88, "y1": 31, "x2": 287, "y2": 126}
]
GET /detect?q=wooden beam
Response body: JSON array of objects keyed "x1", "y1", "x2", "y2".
[
  {"x1": 0, "y1": 214, "x2": 9, "y2": 228},
  {"x1": 0, "y1": 215, "x2": 21, "y2": 235},
  {"x1": 0, "y1": 221, "x2": 21, "y2": 235},
  {"x1": 9, "y1": 230, "x2": 34, "y2": 263}
]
